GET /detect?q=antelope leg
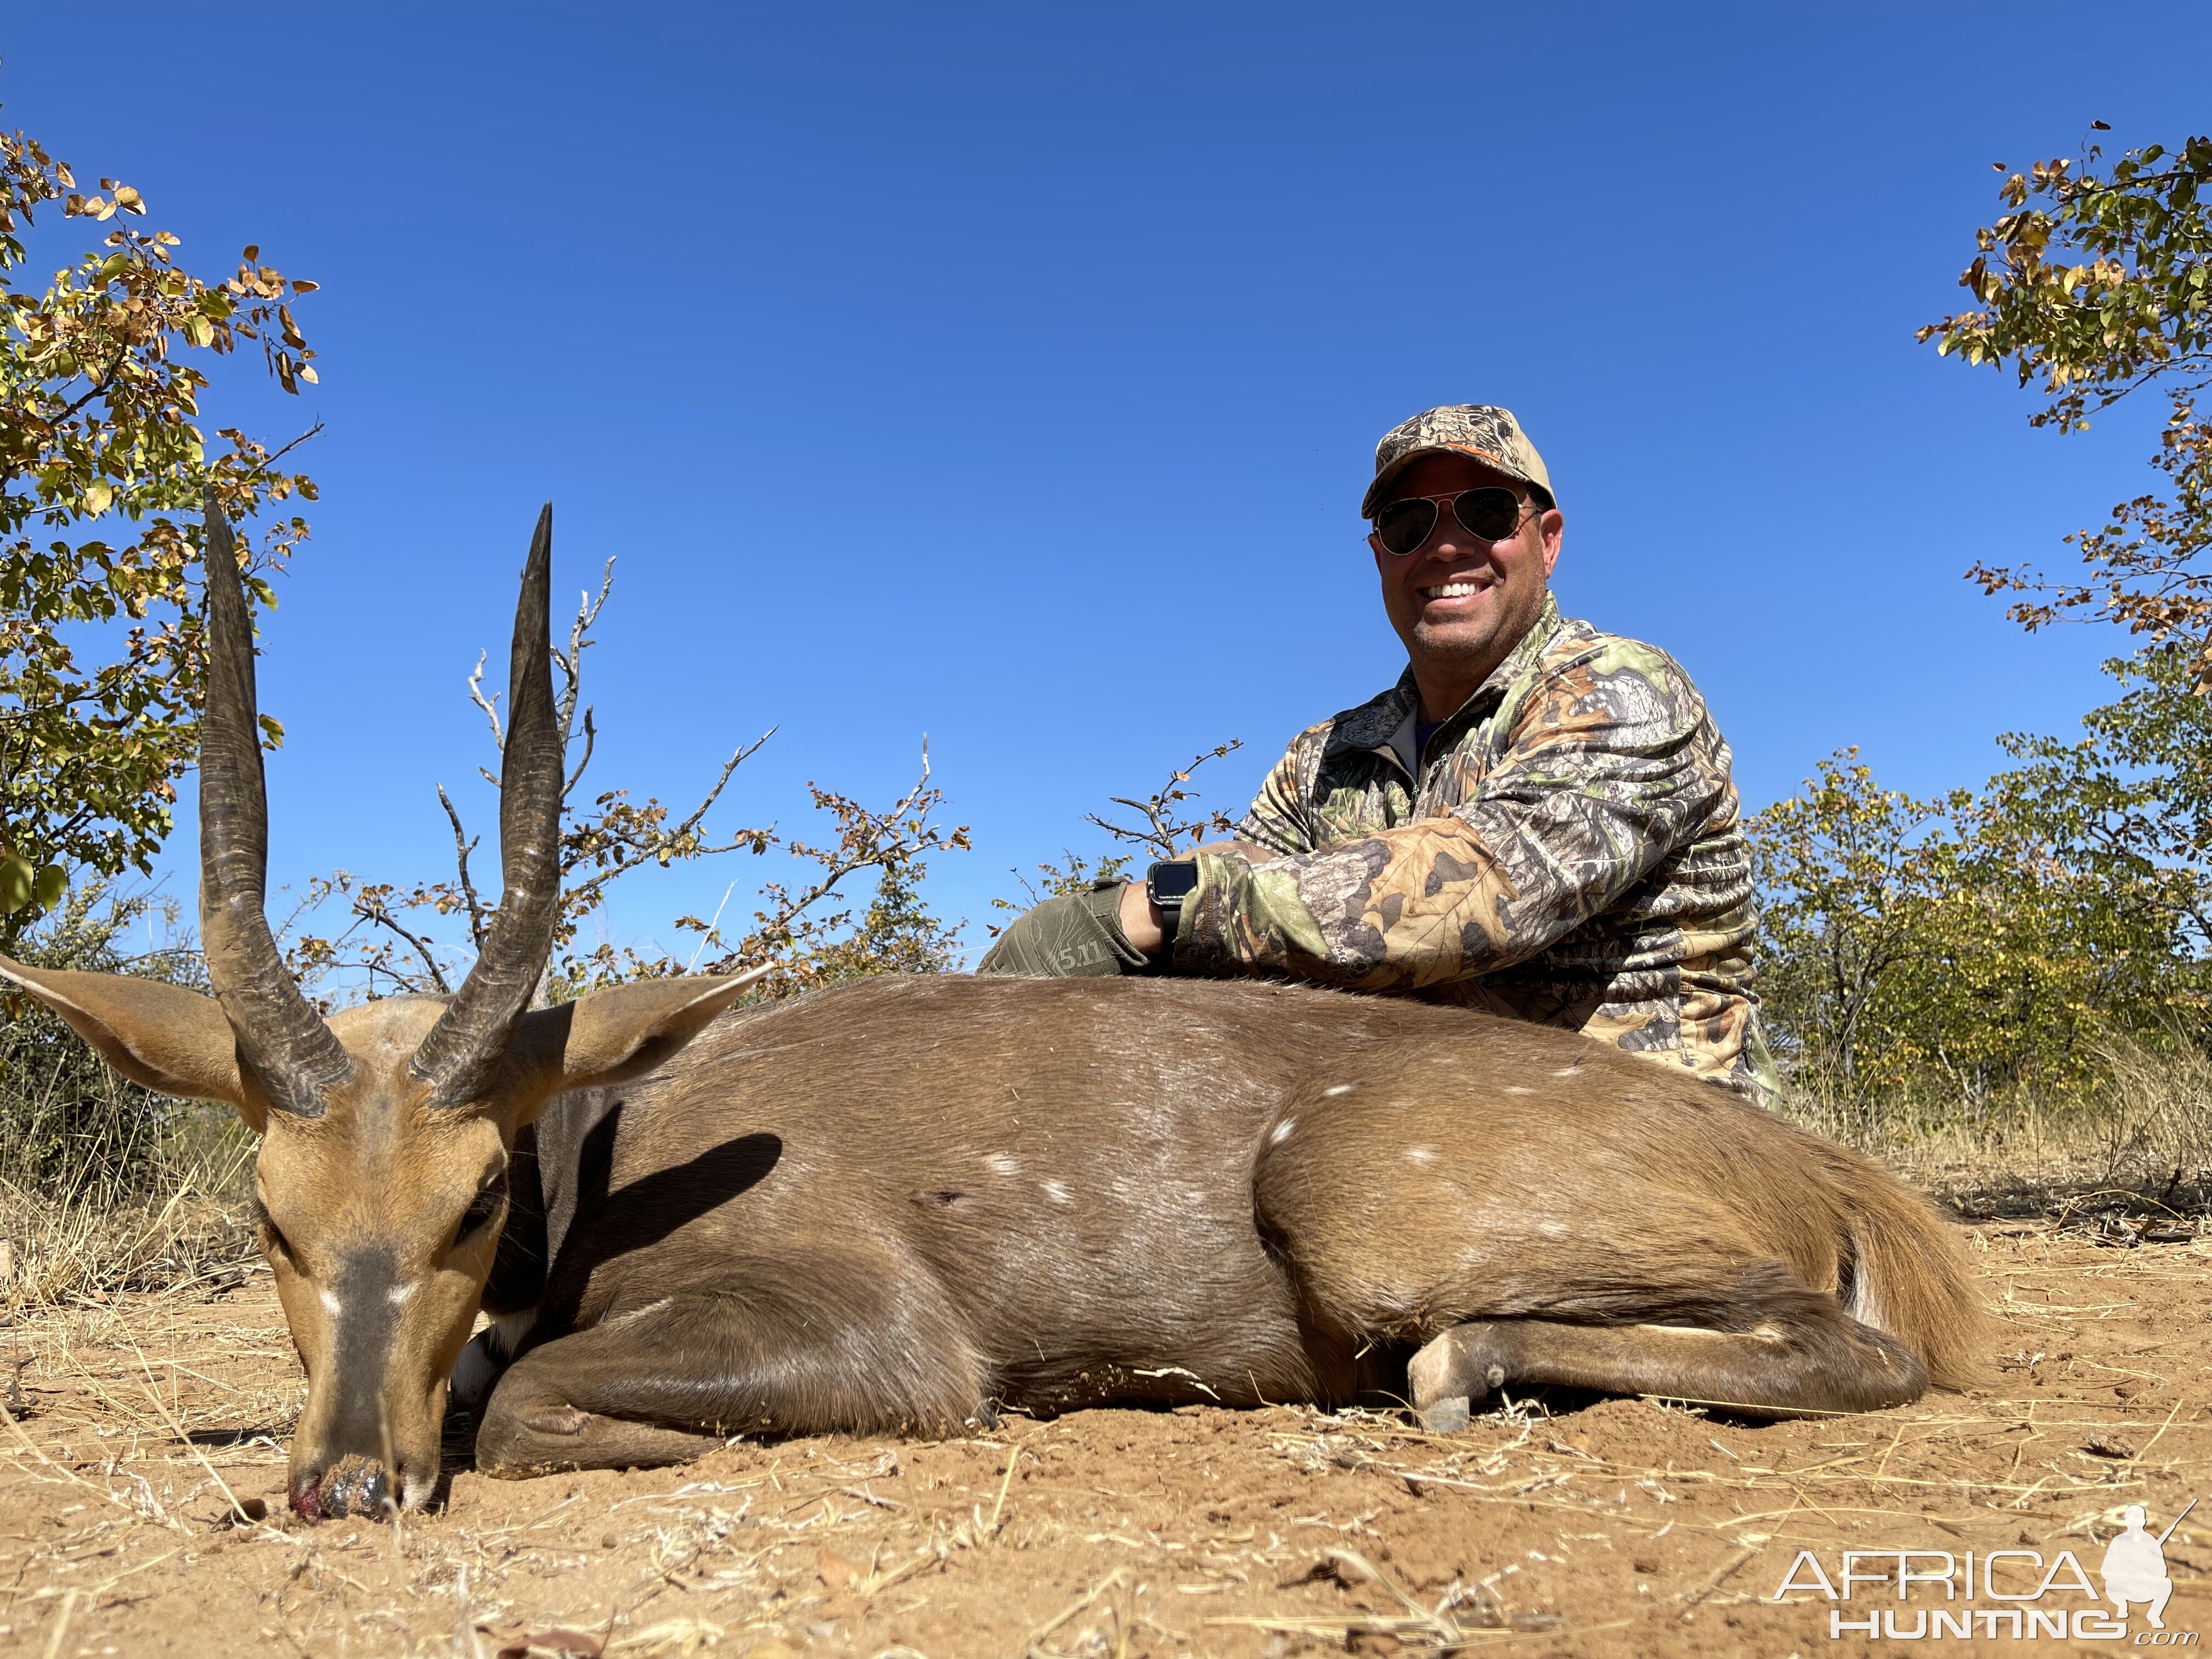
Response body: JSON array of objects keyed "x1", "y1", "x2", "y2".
[
  {"x1": 475, "y1": 1396, "x2": 725, "y2": 1476},
  {"x1": 1406, "y1": 1297, "x2": 1927, "y2": 1423},
  {"x1": 475, "y1": 1278, "x2": 985, "y2": 1476}
]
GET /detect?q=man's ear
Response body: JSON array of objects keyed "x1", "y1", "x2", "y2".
[
  {"x1": 0, "y1": 953, "x2": 249, "y2": 1112},
  {"x1": 504, "y1": 968, "x2": 770, "y2": 1125}
]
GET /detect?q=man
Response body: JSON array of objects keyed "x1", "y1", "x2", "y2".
[{"x1": 981, "y1": 404, "x2": 1778, "y2": 1104}]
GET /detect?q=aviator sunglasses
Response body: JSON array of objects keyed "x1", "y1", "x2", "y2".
[{"x1": 1370, "y1": 487, "x2": 1539, "y2": 556}]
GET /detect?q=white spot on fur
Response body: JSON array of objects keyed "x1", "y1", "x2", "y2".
[
  {"x1": 985, "y1": 1153, "x2": 1021, "y2": 1176},
  {"x1": 1270, "y1": 1118, "x2": 1297, "y2": 1144},
  {"x1": 1551, "y1": 1066, "x2": 1578, "y2": 1076},
  {"x1": 386, "y1": 1281, "x2": 416, "y2": 1306},
  {"x1": 318, "y1": 1289, "x2": 342, "y2": 1315},
  {"x1": 1322, "y1": 1084, "x2": 1353, "y2": 1097},
  {"x1": 1041, "y1": 1180, "x2": 1071, "y2": 1204},
  {"x1": 1406, "y1": 1146, "x2": 1436, "y2": 1165},
  {"x1": 1538, "y1": 1220, "x2": 1565, "y2": 1237},
  {"x1": 1505, "y1": 1086, "x2": 1533, "y2": 1094}
]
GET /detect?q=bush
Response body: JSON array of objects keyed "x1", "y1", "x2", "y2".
[{"x1": 0, "y1": 887, "x2": 256, "y2": 1302}]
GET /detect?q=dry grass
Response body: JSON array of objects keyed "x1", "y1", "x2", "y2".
[
  {"x1": 0, "y1": 1138, "x2": 258, "y2": 1308},
  {"x1": 1775, "y1": 1034, "x2": 2212, "y2": 1226}
]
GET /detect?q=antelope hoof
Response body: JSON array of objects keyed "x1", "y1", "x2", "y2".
[{"x1": 1408, "y1": 1324, "x2": 1514, "y2": 1421}]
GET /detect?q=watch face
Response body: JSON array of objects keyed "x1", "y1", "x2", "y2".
[{"x1": 1148, "y1": 860, "x2": 1201, "y2": 901}]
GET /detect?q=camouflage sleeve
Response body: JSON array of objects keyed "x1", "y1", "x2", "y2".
[
  {"x1": 1233, "y1": 732, "x2": 1321, "y2": 857},
  {"x1": 1176, "y1": 642, "x2": 1728, "y2": 989}
]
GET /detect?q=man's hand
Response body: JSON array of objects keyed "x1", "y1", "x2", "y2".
[{"x1": 977, "y1": 883, "x2": 1152, "y2": 978}]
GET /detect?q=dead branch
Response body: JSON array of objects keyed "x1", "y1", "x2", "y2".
[
  {"x1": 437, "y1": 785, "x2": 489, "y2": 952},
  {"x1": 563, "y1": 708, "x2": 597, "y2": 803},
  {"x1": 466, "y1": 650, "x2": 503, "y2": 753},
  {"x1": 553, "y1": 557, "x2": 616, "y2": 755},
  {"x1": 1082, "y1": 741, "x2": 1244, "y2": 860}
]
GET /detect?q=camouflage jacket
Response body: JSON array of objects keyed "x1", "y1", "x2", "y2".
[{"x1": 1174, "y1": 595, "x2": 1780, "y2": 1104}]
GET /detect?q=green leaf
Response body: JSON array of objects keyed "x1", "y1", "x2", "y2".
[
  {"x1": 33, "y1": 864, "x2": 66, "y2": 911},
  {"x1": 0, "y1": 856, "x2": 32, "y2": 915}
]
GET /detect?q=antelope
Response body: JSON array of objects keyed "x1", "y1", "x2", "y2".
[{"x1": 0, "y1": 503, "x2": 1985, "y2": 1519}]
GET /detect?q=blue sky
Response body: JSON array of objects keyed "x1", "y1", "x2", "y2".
[{"x1": 8, "y1": 4, "x2": 2210, "y2": 972}]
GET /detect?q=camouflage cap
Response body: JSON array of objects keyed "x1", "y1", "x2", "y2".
[{"x1": 1361, "y1": 405, "x2": 1554, "y2": 519}]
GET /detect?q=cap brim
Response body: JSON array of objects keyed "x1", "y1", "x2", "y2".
[{"x1": 1361, "y1": 445, "x2": 1547, "y2": 518}]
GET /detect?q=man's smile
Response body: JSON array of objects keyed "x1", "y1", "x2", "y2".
[{"x1": 1418, "y1": 575, "x2": 1496, "y2": 602}]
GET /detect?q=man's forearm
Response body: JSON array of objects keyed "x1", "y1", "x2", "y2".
[
  {"x1": 1116, "y1": 879, "x2": 1167, "y2": 954},
  {"x1": 1175, "y1": 801, "x2": 1665, "y2": 990}
]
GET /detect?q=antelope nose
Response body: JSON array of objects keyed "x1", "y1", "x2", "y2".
[{"x1": 306, "y1": 1453, "x2": 392, "y2": 1521}]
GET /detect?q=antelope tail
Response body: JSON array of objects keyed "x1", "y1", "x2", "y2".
[{"x1": 1832, "y1": 1155, "x2": 1988, "y2": 1392}]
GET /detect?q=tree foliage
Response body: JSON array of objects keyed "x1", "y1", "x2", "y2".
[
  {"x1": 0, "y1": 111, "x2": 318, "y2": 944},
  {"x1": 1752, "y1": 652, "x2": 2212, "y2": 1113},
  {"x1": 1921, "y1": 129, "x2": 2212, "y2": 681}
]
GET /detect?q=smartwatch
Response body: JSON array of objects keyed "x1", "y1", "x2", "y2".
[{"x1": 1145, "y1": 859, "x2": 1200, "y2": 970}]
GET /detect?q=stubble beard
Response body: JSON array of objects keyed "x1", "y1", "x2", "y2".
[{"x1": 1407, "y1": 580, "x2": 1541, "y2": 688}]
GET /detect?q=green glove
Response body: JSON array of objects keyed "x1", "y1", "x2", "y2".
[{"x1": 976, "y1": 882, "x2": 1150, "y2": 977}]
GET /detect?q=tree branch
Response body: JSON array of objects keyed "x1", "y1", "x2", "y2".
[
  {"x1": 436, "y1": 783, "x2": 488, "y2": 952},
  {"x1": 353, "y1": 896, "x2": 453, "y2": 995},
  {"x1": 467, "y1": 650, "x2": 503, "y2": 752},
  {"x1": 562, "y1": 707, "x2": 597, "y2": 803},
  {"x1": 553, "y1": 557, "x2": 616, "y2": 755}
]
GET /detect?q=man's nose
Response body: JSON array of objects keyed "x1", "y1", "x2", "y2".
[{"x1": 1419, "y1": 523, "x2": 1483, "y2": 563}]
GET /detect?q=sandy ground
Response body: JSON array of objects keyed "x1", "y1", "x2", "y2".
[{"x1": 3, "y1": 1220, "x2": 2209, "y2": 1659}]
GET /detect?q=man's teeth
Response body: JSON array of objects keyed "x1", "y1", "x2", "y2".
[{"x1": 1421, "y1": 580, "x2": 1491, "y2": 599}]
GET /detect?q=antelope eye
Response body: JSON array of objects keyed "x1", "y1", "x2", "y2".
[
  {"x1": 255, "y1": 1202, "x2": 295, "y2": 1263},
  {"x1": 454, "y1": 1183, "x2": 506, "y2": 1248}
]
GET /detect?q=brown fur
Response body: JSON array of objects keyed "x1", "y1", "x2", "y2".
[{"x1": 459, "y1": 973, "x2": 1987, "y2": 1475}]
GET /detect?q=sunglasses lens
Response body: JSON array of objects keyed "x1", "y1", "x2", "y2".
[
  {"x1": 1374, "y1": 498, "x2": 1438, "y2": 556},
  {"x1": 1452, "y1": 489, "x2": 1525, "y2": 541}
]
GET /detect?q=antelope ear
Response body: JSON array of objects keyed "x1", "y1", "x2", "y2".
[
  {"x1": 0, "y1": 953, "x2": 248, "y2": 1109},
  {"x1": 504, "y1": 968, "x2": 769, "y2": 1124}
]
